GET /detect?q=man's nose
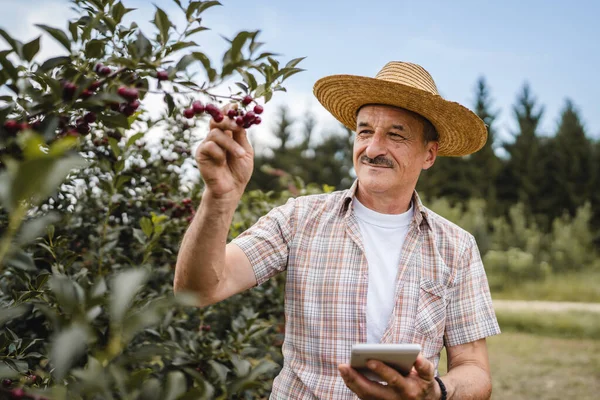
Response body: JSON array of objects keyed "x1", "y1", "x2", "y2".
[{"x1": 364, "y1": 132, "x2": 387, "y2": 159}]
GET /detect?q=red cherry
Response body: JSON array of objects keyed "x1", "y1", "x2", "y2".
[
  {"x1": 212, "y1": 112, "x2": 224, "y2": 123},
  {"x1": 100, "y1": 66, "x2": 112, "y2": 76},
  {"x1": 117, "y1": 87, "x2": 138, "y2": 101},
  {"x1": 66, "y1": 130, "x2": 79, "y2": 137},
  {"x1": 227, "y1": 109, "x2": 237, "y2": 119},
  {"x1": 235, "y1": 116, "x2": 244, "y2": 126},
  {"x1": 11, "y1": 388, "x2": 25, "y2": 398},
  {"x1": 254, "y1": 116, "x2": 262, "y2": 125},
  {"x1": 192, "y1": 101, "x2": 205, "y2": 114},
  {"x1": 253, "y1": 105, "x2": 264, "y2": 114},
  {"x1": 182, "y1": 198, "x2": 192, "y2": 205},
  {"x1": 84, "y1": 112, "x2": 97, "y2": 124},
  {"x1": 62, "y1": 82, "x2": 77, "y2": 100},
  {"x1": 19, "y1": 122, "x2": 30, "y2": 131},
  {"x1": 76, "y1": 124, "x2": 90, "y2": 135},
  {"x1": 94, "y1": 63, "x2": 104, "y2": 73},
  {"x1": 242, "y1": 95, "x2": 253, "y2": 106},
  {"x1": 129, "y1": 99, "x2": 140, "y2": 111},
  {"x1": 243, "y1": 111, "x2": 256, "y2": 122},
  {"x1": 204, "y1": 103, "x2": 219, "y2": 116},
  {"x1": 2, "y1": 378, "x2": 11, "y2": 387},
  {"x1": 79, "y1": 89, "x2": 93, "y2": 99},
  {"x1": 3, "y1": 120, "x2": 19, "y2": 134},
  {"x1": 157, "y1": 71, "x2": 169, "y2": 81},
  {"x1": 89, "y1": 81, "x2": 101, "y2": 91},
  {"x1": 183, "y1": 108, "x2": 195, "y2": 119}
]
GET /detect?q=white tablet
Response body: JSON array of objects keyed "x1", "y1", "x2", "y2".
[{"x1": 350, "y1": 343, "x2": 421, "y2": 381}]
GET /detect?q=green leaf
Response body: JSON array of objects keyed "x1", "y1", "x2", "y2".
[
  {"x1": 39, "y1": 56, "x2": 71, "y2": 71},
  {"x1": 136, "y1": 31, "x2": 152, "y2": 58},
  {"x1": 98, "y1": 112, "x2": 130, "y2": 129},
  {"x1": 49, "y1": 275, "x2": 85, "y2": 314},
  {"x1": 168, "y1": 41, "x2": 197, "y2": 54},
  {"x1": 68, "y1": 21, "x2": 79, "y2": 42},
  {"x1": 110, "y1": 268, "x2": 149, "y2": 325},
  {"x1": 285, "y1": 57, "x2": 306, "y2": 68},
  {"x1": 192, "y1": 51, "x2": 216, "y2": 81},
  {"x1": 140, "y1": 217, "x2": 153, "y2": 237},
  {"x1": 108, "y1": 137, "x2": 121, "y2": 157},
  {"x1": 176, "y1": 54, "x2": 195, "y2": 71},
  {"x1": 138, "y1": 378, "x2": 162, "y2": 400},
  {"x1": 208, "y1": 360, "x2": 229, "y2": 383},
  {"x1": 22, "y1": 36, "x2": 41, "y2": 62},
  {"x1": 164, "y1": 371, "x2": 187, "y2": 400},
  {"x1": 85, "y1": 39, "x2": 105, "y2": 59},
  {"x1": 235, "y1": 82, "x2": 248, "y2": 93},
  {"x1": 0, "y1": 360, "x2": 28, "y2": 378},
  {"x1": 228, "y1": 31, "x2": 253, "y2": 64},
  {"x1": 0, "y1": 29, "x2": 23, "y2": 59},
  {"x1": 197, "y1": 1, "x2": 222, "y2": 14},
  {"x1": 0, "y1": 50, "x2": 18, "y2": 81},
  {"x1": 0, "y1": 154, "x2": 87, "y2": 212},
  {"x1": 0, "y1": 305, "x2": 29, "y2": 326},
  {"x1": 133, "y1": 228, "x2": 146, "y2": 244},
  {"x1": 185, "y1": 26, "x2": 209, "y2": 37},
  {"x1": 164, "y1": 93, "x2": 175, "y2": 117},
  {"x1": 5, "y1": 249, "x2": 36, "y2": 271},
  {"x1": 112, "y1": 2, "x2": 134, "y2": 24},
  {"x1": 17, "y1": 212, "x2": 61, "y2": 246},
  {"x1": 239, "y1": 70, "x2": 257, "y2": 91},
  {"x1": 50, "y1": 323, "x2": 89, "y2": 381},
  {"x1": 153, "y1": 6, "x2": 173, "y2": 45},
  {"x1": 35, "y1": 24, "x2": 71, "y2": 52},
  {"x1": 115, "y1": 174, "x2": 131, "y2": 190},
  {"x1": 126, "y1": 132, "x2": 145, "y2": 148}
]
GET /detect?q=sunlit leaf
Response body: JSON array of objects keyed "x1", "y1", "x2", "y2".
[
  {"x1": 110, "y1": 268, "x2": 149, "y2": 325},
  {"x1": 35, "y1": 24, "x2": 71, "y2": 51}
]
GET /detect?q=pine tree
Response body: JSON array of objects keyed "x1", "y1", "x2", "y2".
[
  {"x1": 468, "y1": 77, "x2": 502, "y2": 209},
  {"x1": 552, "y1": 99, "x2": 593, "y2": 215},
  {"x1": 499, "y1": 83, "x2": 544, "y2": 213}
]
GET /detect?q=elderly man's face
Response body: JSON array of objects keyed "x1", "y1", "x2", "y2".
[{"x1": 353, "y1": 105, "x2": 437, "y2": 201}]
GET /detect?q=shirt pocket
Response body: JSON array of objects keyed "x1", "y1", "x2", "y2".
[{"x1": 415, "y1": 278, "x2": 447, "y2": 339}]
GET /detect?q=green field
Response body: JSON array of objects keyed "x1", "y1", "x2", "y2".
[
  {"x1": 438, "y1": 332, "x2": 600, "y2": 400},
  {"x1": 491, "y1": 271, "x2": 600, "y2": 303}
]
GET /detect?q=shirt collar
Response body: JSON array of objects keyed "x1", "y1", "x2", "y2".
[{"x1": 341, "y1": 179, "x2": 430, "y2": 229}]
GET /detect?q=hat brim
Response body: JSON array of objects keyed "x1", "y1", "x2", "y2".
[{"x1": 313, "y1": 74, "x2": 487, "y2": 156}]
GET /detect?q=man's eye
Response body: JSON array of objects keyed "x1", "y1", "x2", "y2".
[{"x1": 390, "y1": 133, "x2": 404, "y2": 139}]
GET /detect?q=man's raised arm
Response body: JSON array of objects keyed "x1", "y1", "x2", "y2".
[{"x1": 174, "y1": 104, "x2": 257, "y2": 307}]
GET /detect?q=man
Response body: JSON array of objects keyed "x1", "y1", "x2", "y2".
[{"x1": 174, "y1": 61, "x2": 501, "y2": 400}]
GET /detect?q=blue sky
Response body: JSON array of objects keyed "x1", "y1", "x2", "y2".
[{"x1": 2, "y1": 0, "x2": 599, "y2": 150}]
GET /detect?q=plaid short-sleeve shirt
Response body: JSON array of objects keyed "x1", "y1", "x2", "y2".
[{"x1": 232, "y1": 181, "x2": 500, "y2": 399}]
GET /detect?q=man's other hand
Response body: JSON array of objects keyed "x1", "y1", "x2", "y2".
[{"x1": 339, "y1": 354, "x2": 441, "y2": 400}]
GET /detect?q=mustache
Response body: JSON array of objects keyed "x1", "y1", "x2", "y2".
[{"x1": 360, "y1": 155, "x2": 393, "y2": 168}]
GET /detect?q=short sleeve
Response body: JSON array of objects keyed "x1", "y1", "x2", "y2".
[
  {"x1": 230, "y1": 197, "x2": 296, "y2": 286},
  {"x1": 443, "y1": 235, "x2": 501, "y2": 346}
]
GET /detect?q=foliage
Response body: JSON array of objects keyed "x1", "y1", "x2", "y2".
[{"x1": 0, "y1": 0, "x2": 305, "y2": 398}]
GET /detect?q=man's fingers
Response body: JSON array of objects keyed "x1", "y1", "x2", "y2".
[
  {"x1": 366, "y1": 360, "x2": 407, "y2": 389},
  {"x1": 205, "y1": 129, "x2": 246, "y2": 157},
  {"x1": 338, "y1": 364, "x2": 391, "y2": 400},
  {"x1": 413, "y1": 354, "x2": 435, "y2": 380},
  {"x1": 232, "y1": 127, "x2": 253, "y2": 153},
  {"x1": 197, "y1": 141, "x2": 226, "y2": 164}
]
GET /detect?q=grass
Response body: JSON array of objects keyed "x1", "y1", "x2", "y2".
[
  {"x1": 491, "y1": 271, "x2": 600, "y2": 303},
  {"x1": 494, "y1": 309, "x2": 600, "y2": 340},
  {"x1": 439, "y1": 332, "x2": 600, "y2": 400}
]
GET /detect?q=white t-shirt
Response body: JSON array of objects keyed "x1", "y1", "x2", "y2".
[{"x1": 353, "y1": 197, "x2": 414, "y2": 343}]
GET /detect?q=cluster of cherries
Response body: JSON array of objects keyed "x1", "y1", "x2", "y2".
[
  {"x1": 1, "y1": 376, "x2": 47, "y2": 400},
  {"x1": 182, "y1": 95, "x2": 264, "y2": 129}
]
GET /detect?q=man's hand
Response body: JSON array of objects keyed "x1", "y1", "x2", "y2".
[
  {"x1": 195, "y1": 103, "x2": 254, "y2": 200},
  {"x1": 339, "y1": 354, "x2": 441, "y2": 400}
]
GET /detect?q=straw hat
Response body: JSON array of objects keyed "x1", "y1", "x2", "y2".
[{"x1": 313, "y1": 61, "x2": 487, "y2": 157}]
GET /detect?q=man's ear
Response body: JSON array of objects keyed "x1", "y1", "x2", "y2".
[{"x1": 422, "y1": 141, "x2": 438, "y2": 170}]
